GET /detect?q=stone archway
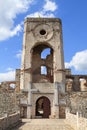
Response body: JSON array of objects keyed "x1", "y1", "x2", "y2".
[
  {"x1": 31, "y1": 44, "x2": 54, "y2": 83},
  {"x1": 36, "y1": 96, "x2": 51, "y2": 118}
]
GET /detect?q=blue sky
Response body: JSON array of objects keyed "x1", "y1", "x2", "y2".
[{"x1": 0, "y1": 0, "x2": 87, "y2": 82}]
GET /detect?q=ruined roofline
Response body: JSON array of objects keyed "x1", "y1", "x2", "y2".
[
  {"x1": 24, "y1": 17, "x2": 62, "y2": 24},
  {"x1": 66, "y1": 74, "x2": 87, "y2": 78},
  {"x1": 1, "y1": 81, "x2": 16, "y2": 84}
]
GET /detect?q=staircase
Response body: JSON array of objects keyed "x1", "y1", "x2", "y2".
[{"x1": 14, "y1": 119, "x2": 74, "y2": 130}]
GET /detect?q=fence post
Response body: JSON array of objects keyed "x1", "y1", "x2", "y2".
[{"x1": 76, "y1": 111, "x2": 79, "y2": 130}]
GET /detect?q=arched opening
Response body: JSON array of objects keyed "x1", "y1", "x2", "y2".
[
  {"x1": 79, "y1": 78, "x2": 87, "y2": 91},
  {"x1": 32, "y1": 43, "x2": 53, "y2": 83},
  {"x1": 41, "y1": 65, "x2": 47, "y2": 75},
  {"x1": 41, "y1": 48, "x2": 51, "y2": 59},
  {"x1": 66, "y1": 78, "x2": 73, "y2": 92},
  {"x1": 36, "y1": 96, "x2": 51, "y2": 118},
  {"x1": 10, "y1": 83, "x2": 16, "y2": 89}
]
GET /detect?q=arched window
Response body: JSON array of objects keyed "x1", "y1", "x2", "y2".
[{"x1": 41, "y1": 48, "x2": 51, "y2": 59}]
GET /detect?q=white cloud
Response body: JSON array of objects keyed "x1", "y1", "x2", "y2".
[
  {"x1": 10, "y1": 23, "x2": 23, "y2": 37},
  {"x1": 27, "y1": 0, "x2": 58, "y2": 18},
  {"x1": 43, "y1": 0, "x2": 57, "y2": 12},
  {"x1": 16, "y1": 50, "x2": 22, "y2": 59},
  {"x1": 0, "y1": 0, "x2": 34, "y2": 41},
  {"x1": 0, "y1": 70, "x2": 15, "y2": 82},
  {"x1": 65, "y1": 62, "x2": 71, "y2": 69},
  {"x1": 65, "y1": 50, "x2": 87, "y2": 72},
  {"x1": 6, "y1": 67, "x2": 14, "y2": 71},
  {"x1": 28, "y1": 11, "x2": 55, "y2": 18},
  {"x1": 0, "y1": 0, "x2": 58, "y2": 41},
  {"x1": 0, "y1": 24, "x2": 23, "y2": 41}
]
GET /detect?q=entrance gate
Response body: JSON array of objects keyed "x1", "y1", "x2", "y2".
[{"x1": 36, "y1": 96, "x2": 51, "y2": 118}]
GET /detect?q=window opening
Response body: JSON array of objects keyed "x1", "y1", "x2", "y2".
[
  {"x1": 79, "y1": 78, "x2": 85, "y2": 82},
  {"x1": 10, "y1": 83, "x2": 16, "y2": 88},
  {"x1": 41, "y1": 48, "x2": 51, "y2": 59},
  {"x1": 41, "y1": 66, "x2": 47, "y2": 75},
  {"x1": 40, "y1": 29, "x2": 46, "y2": 35}
]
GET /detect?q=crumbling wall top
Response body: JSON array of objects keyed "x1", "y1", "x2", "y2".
[{"x1": 24, "y1": 17, "x2": 62, "y2": 24}]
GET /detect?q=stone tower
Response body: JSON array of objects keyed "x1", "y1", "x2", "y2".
[{"x1": 20, "y1": 18, "x2": 66, "y2": 119}]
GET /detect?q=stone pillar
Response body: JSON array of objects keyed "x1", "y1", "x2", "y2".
[
  {"x1": 72, "y1": 76, "x2": 80, "y2": 91},
  {"x1": 53, "y1": 22, "x2": 65, "y2": 83},
  {"x1": 84, "y1": 78, "x2": 87, "y2": 88},
  {"x1": 53, "y1": 82, "x2": 59, "y2": 118},
  {"x1": 27, "y1": 82, "x2": 32, "y2": 118},
  {"x1": 54, "y1": 82, "x2": 59, "y2": 105}
]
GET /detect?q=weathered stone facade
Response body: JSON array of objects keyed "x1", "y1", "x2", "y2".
[
  {"x1": 19, "y1": 18, "x2": 66, "y2": 119},
  {"x1": 0, "y1": 17, "x2": 87, "y2": 120}
]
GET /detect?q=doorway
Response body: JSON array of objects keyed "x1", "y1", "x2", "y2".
[{"x1": 36, "y1": 96, "x2": 51, "y2": 118}]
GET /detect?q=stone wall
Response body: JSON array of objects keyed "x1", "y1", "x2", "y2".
[
  {"x1": 0, "y1": 113, "x2": 20, "y2": 130},
  {"x1": 0, "y1": 92, "x2": 20, "y2": 117},
  {"x1": 66, "y1": 92, "x2": 87, "y2": 117},
  {"x1": 0, "y1": 84, "x2": 24, "y2": 117},
  {"x1": 66, "y1": 109, "x2": 87, "y2": 130}
]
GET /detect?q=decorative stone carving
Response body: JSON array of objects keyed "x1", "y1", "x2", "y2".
[{"x1": 33, "y1": 24, "x2": 54, "y2": 41}]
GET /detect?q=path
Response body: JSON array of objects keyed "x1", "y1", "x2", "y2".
[{"x1": 12, "y1": 119, "x2": 74, "y2": 130}]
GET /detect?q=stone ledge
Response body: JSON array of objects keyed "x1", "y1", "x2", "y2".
[{"x1": 0, "y1": 113, "x2": 21, "y2": 130}]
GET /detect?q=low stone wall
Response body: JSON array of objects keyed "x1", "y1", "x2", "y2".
[
  {"x1": 65, "y1": 109, "x2": 87, "y2": 130},
  {"x1": 0, "y1": 92, "x2": 20, "y2": 117},
  {"x1": 0, "y1": 112, "x2": 20, "y2": 130}
]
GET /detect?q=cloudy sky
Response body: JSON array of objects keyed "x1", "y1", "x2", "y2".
[{"x1": 0, "y1": 0, "x2": 87, "y2": 82}]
